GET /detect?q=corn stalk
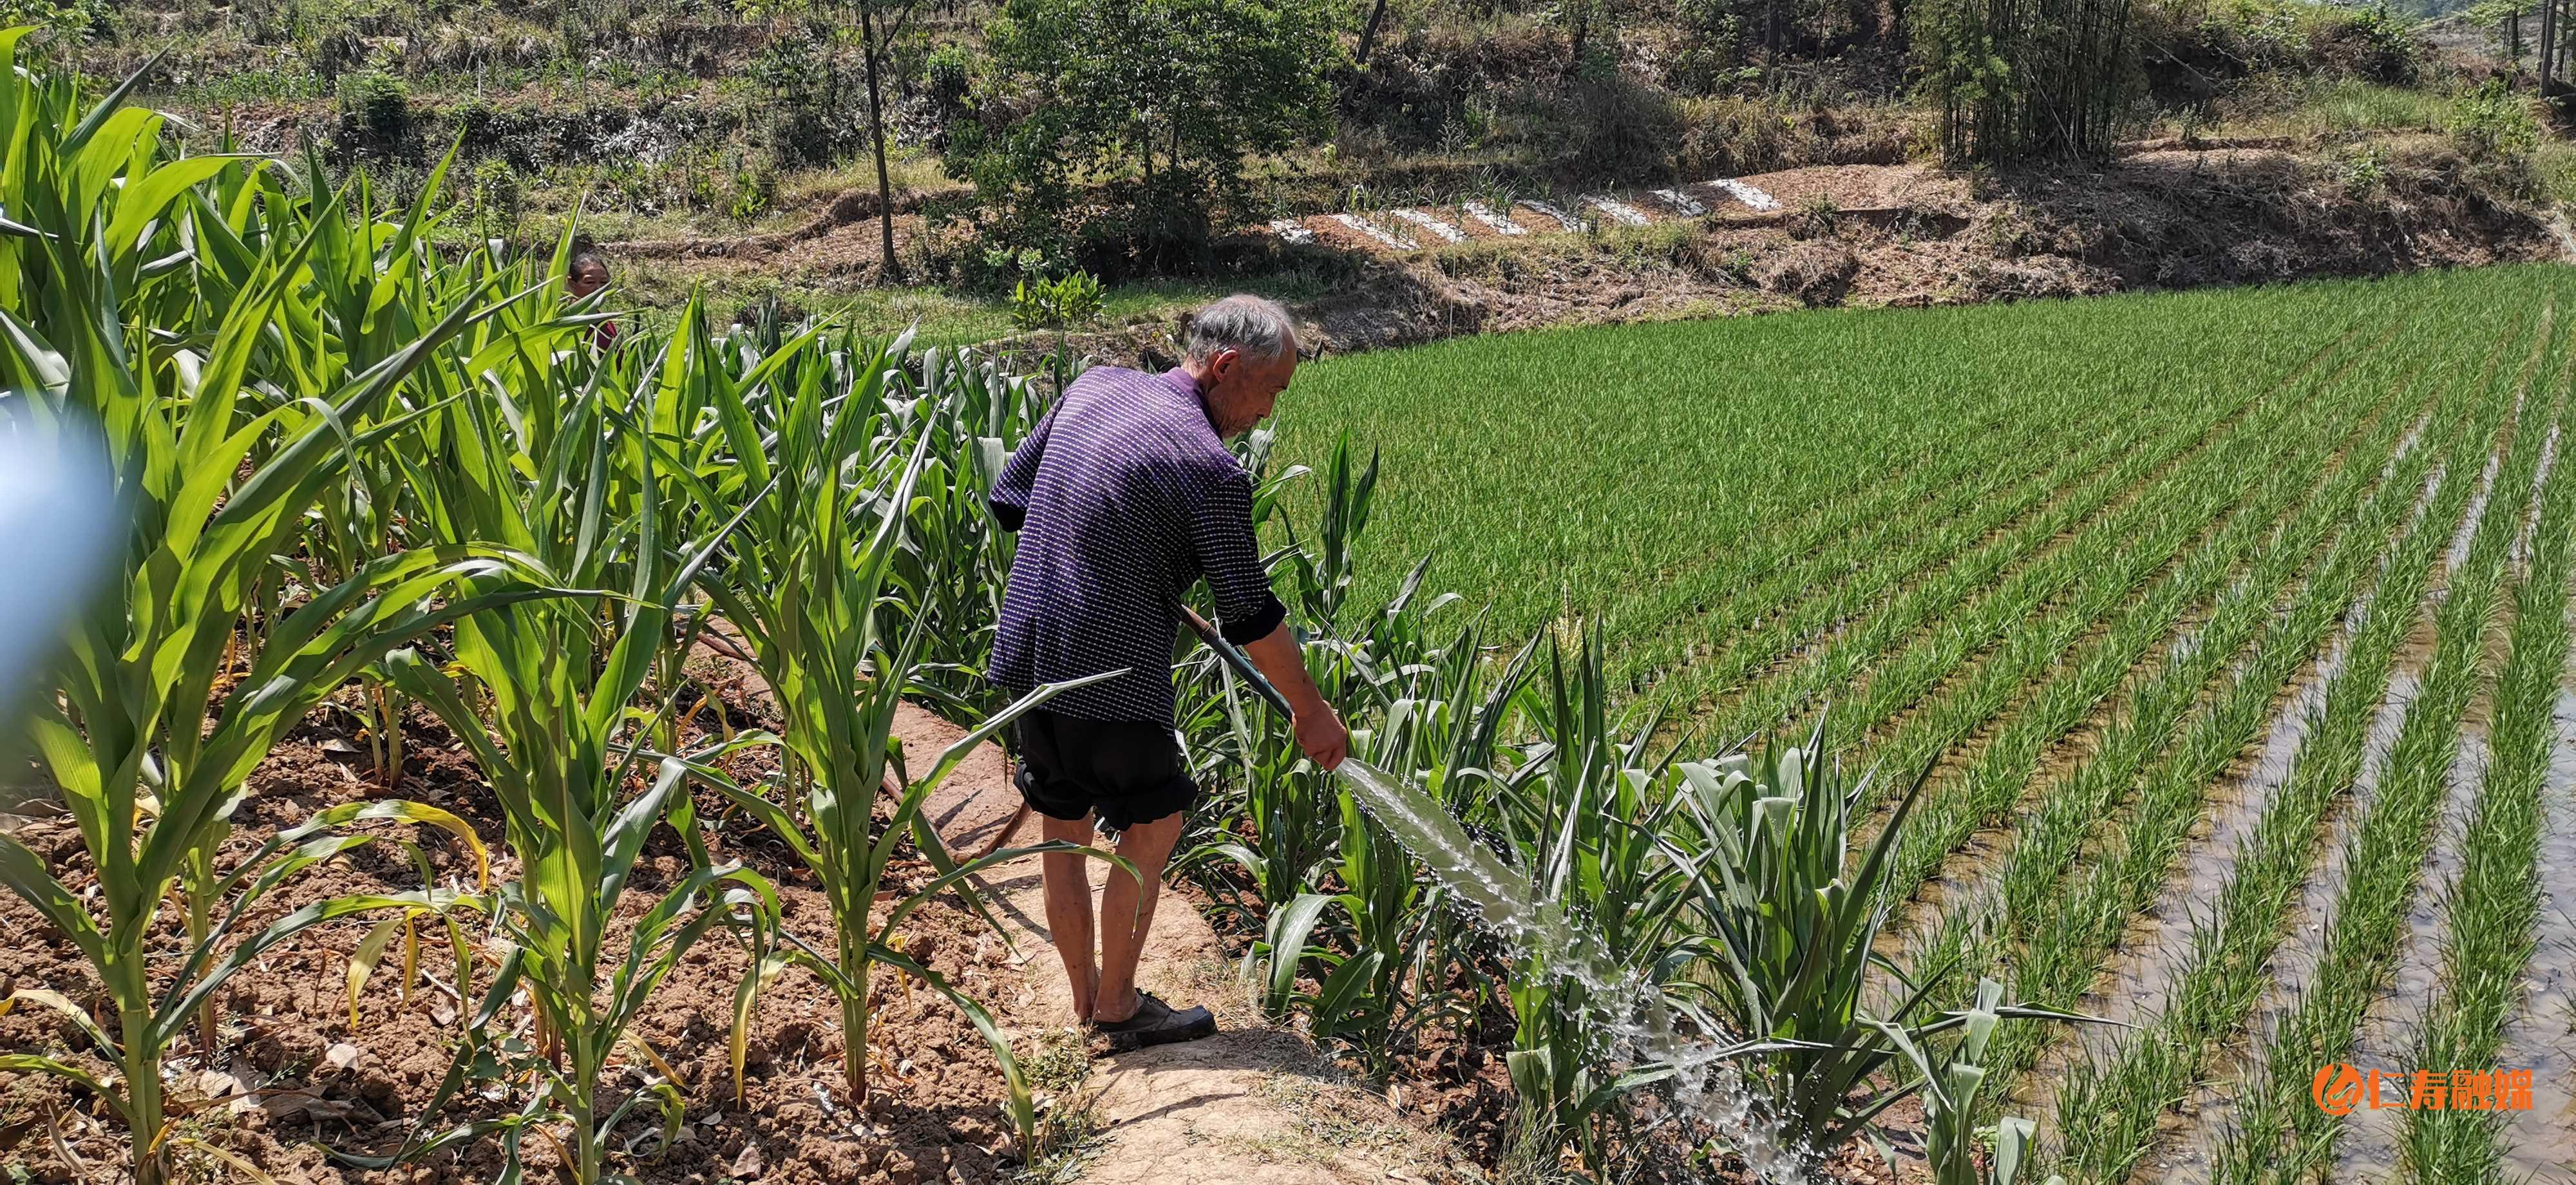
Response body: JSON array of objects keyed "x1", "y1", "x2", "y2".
[
  {"x1": 670, "y1": 324, "x2": 1122, "y2": 1144},
  {"x1": 0, "y1": 49, "x2": 538, "y2": 1185}
]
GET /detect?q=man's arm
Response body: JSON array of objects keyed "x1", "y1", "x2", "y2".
[
  {"x1": 987, "y1": 406, "x2": 1057, "y2": 532},
  {"x1": 1242, "y1": 621, "x2": 1348, "y2": 771},
  {"x1": 1187, "y1": 468, "x2": 1347, "y2": 769}
]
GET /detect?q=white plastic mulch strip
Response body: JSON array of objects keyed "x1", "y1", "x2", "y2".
[
  {"x1": 1265, "y1": 218, "x2": 1315, "y2": 245},
  {"x1": 1328, "y1": 213, "x2": 1419, "y2": 251},
  {"x1": 1514, "y1": 199, "x2": 1586, "y2": 232},
  {"x1": 1390, "y1": 209, "x2": 1468, "y2": 243},
  {"x1": 1584, "y1": 197, "x2": 1651, "y2": 227},
  {"x1": 1710, "y1": 178, "x2": 1781, "y2": 211},
  {"x1": 1460, "y1": 201, "x2": 1528, "y2": 235},
  {"x1": 1649, "y1": 187, "x2": 1707, "y2": 216}
]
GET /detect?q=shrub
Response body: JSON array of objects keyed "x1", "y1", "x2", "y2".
[
  {"x1": 0, "y1": 0, "x2": 108, "y2": 39},
  {"x1": 1558, "y1": 71, "x2": 1684, "y2": 184},
  {"x1": 1660, "y1": 0, "x2": 1749, "y2": 96},
  {"x1": 2336, "y1": 144, "x2": 2389, "y2": 197},
  {"x1": 750, "y1": 20, "x2": 847, "y2": 167},
  {"x1": 1008, "y1": 270, "x2": 1106, "y2": 331},
  {"x1": 336, "y1": 68, "x2": 411, "y2": 152},
  {"x1": 2447, "y1": 79, "x2": 2539, "y2": 164},
  {"x1": 943, "y1": 0, "x2": 1343, "y2": 278},
  {"x1": 925, "y1": 41, "x2": 974, "y2": 104},
  {"x1": 728, "y1": 155, "x2": 779, "y2": 223},
  {"x1": 2311, "y1": 4, "x2": 2421, "y2": 84},
  {"x1": 469, "y1": 156, "x2": 522, "y2": 227}
]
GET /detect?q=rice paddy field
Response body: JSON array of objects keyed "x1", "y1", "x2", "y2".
[{"x1": 1271, "y1": 265, "x2": 2576, "y2": 1184}]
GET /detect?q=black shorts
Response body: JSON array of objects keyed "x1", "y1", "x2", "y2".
[{"x1": 1010, "y1": 708, "x2": 1198, "y2": 832}]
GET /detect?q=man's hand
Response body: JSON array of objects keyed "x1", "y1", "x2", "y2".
[
  {"x1": 1242, "y1": 620, "x2": 1349, "y2": 772},
  {"x1": 1294, "y1": 703, "x2": 1350, "y2": 772}
]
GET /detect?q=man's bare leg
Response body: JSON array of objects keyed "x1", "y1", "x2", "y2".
[
  {"x1": 1092, "y1": 811, "x2": 1182, "y2": 1025},
  {"x1": 1039, "y1": 813, "x2": 1100, "y2": 1023}
]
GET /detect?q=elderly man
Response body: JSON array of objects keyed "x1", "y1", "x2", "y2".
[{"x1": 987, "y1": 294, "x2": 1348, "y2": 1048}]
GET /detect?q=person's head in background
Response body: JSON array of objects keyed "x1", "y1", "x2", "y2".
[
  {"x1": 567, "y1": 238, "x2": 611, "y2": 303},
  {"x1": 564, "y1": 235, "x2": 621, "y2": 350}
]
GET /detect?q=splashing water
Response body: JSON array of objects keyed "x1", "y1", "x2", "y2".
[{"x1": 1332, "y1": 758, "x2": 1812, "y2": 1181}]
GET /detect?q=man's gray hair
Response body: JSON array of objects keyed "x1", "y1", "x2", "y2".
[{"x1": 1185, "y1": 294, "x2": 1297, "y2": 363}]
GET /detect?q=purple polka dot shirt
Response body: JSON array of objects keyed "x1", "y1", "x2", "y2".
[{"x1": 987, "y1": 366, "x2": 1288, "y2": 723}]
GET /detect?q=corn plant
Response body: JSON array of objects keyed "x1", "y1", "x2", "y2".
[
  {"x1": 667, "y1": 325, "x2": 1122, "y2": 1146},
  {"x1": 368, "y1": 291, "x2": 782, "y2": 1184},
  {"x1": 1175, "y1": 435, "x2": 1353, "y2": 920},
  {"x1": 1869, "y1": 980, "x2": 2058, "y2": 1185},
  {"x1": 1665, "y1": 720, "x2": 2096, "y2": 1160},
  {"x1": 875, "y1": 345, "x2": 1053, "y2": 725},
  {"x1": 1492, "y1": 628, "x2": 1703, "y2": 1165},
  {"x1": 0, "y1": 53, "x2": 544, "y2": 1185},
  {"x1": 1256, "y1": 791, "x2": 1427, "y2": 1073}
]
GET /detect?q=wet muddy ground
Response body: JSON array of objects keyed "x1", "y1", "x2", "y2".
[{"x1": 2496, "y1": 683, "x2": 2576, "y2": 1183}]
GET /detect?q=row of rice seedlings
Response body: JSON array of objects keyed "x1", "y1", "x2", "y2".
[
  {"x1": 2038, "y1": 316, "x2": 2553, "y2": 1180},
  {"x1": 1959, "y1": 304, "x2": 2539, "y2": 1132},
  {"x1": 1828, "y1": 336, "x2": 2398, "y2": 806},
  {"x1": 1587, "y1": 287, "x2": 2396, "y2": 659},
  {"x1": 2394, "y1": 368, "x2": 2576, "y2": 1182},
  {"x1": 1897, "y1": 337, "x2": 2477, "y2": 1046},
  {"x1": 1909, "y1": 296, "x2": 2510, "y2": 981},
  {"x1": 1613, "y1": 376, "x2": 2161, "y2": 697},
  {"x1": 1597, "y1": 291, "x2": 2380, "y2": 675},
  {"x1": 1278, "y1": 279, "x2": 2389, "y2": 645},
  {"x1": 2202, "y1": 312, "x2": 2561, "y2": 1185},
  {"x1": 1869, "y1": 322, "x2": 2443, "y2": 922},
  {"x1": 1649, "y1": 377, "x2": 2218, "y2": 719},
  {"x1": 1688, "y1": 336, "x2": 2353, "y2": 755}
]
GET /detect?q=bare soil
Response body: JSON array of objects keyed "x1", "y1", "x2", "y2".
[
  {"x1": 591, "y1": 142, "x2": 2561, "y2": 370},
  {"x1": 0, "y1": 694, "x2": 1037, "y2": 1185},
  {"x1": 0, "y1": 647, "x2": 1470, "y2": 1185}
]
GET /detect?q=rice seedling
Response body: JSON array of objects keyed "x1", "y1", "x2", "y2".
[
  {"x1": 2209, "y1": 318, "x2": 2564, "y2": 1185},
  {"x1": 1651, "y1": 386, "x2": 2194, "y2": 725},
  {"x1": 1268, "y1": 280, "x2": 2392, "y2": 653},
  {"x1": 2396, "y1": 357, "x2": 2575, "y2": 1182},
  {"x1": 1869, "y1": 308, "x2": 2440, "y2": 919},
  {"x1": 2036, "y1": 336, "x2": 2517, "y2": 1179},
  {"x1": 1980, "y1": 307, "x2": 2533, "y2": 1138},
  {"x1": 1898, "y1": 323, "x2": 2481, "y2": 1063},
  {"x1": 1819, "y1": 334, "x2": 2388, "y2": 793}
]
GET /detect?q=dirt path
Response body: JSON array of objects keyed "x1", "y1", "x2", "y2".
[{"x1": 906, "y1": 711, "x2": 1468, "y2": 1185}]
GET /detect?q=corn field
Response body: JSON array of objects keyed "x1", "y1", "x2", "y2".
[{"x1": 3, "y1": 45, "x2": 2572, "y2": 1185}]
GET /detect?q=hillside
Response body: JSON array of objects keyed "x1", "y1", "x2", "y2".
[{"x1": 51, "y1": 0, "x2": 2576, "y2": 342}]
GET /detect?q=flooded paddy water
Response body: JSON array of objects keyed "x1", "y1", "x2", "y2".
[{"x1": 2494, "y1": 684, "x2": 2576, "y2": 1182}]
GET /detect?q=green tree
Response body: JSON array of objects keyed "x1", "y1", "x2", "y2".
[
  {"x1": 741, "y1": 0, "x2": 922, "y2": 280},
  {"x1": 943, "y1": 0, "x2": 1343, "y2": 276}
]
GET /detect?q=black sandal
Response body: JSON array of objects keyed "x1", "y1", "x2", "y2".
[{"x1": 1091, "y1": 992, "x2": 1217, "y2": 1050}]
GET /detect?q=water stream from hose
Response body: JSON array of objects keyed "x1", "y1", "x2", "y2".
[{"x1": 1331, "y1": 757, "x2": 1810, "y2": 1181}]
